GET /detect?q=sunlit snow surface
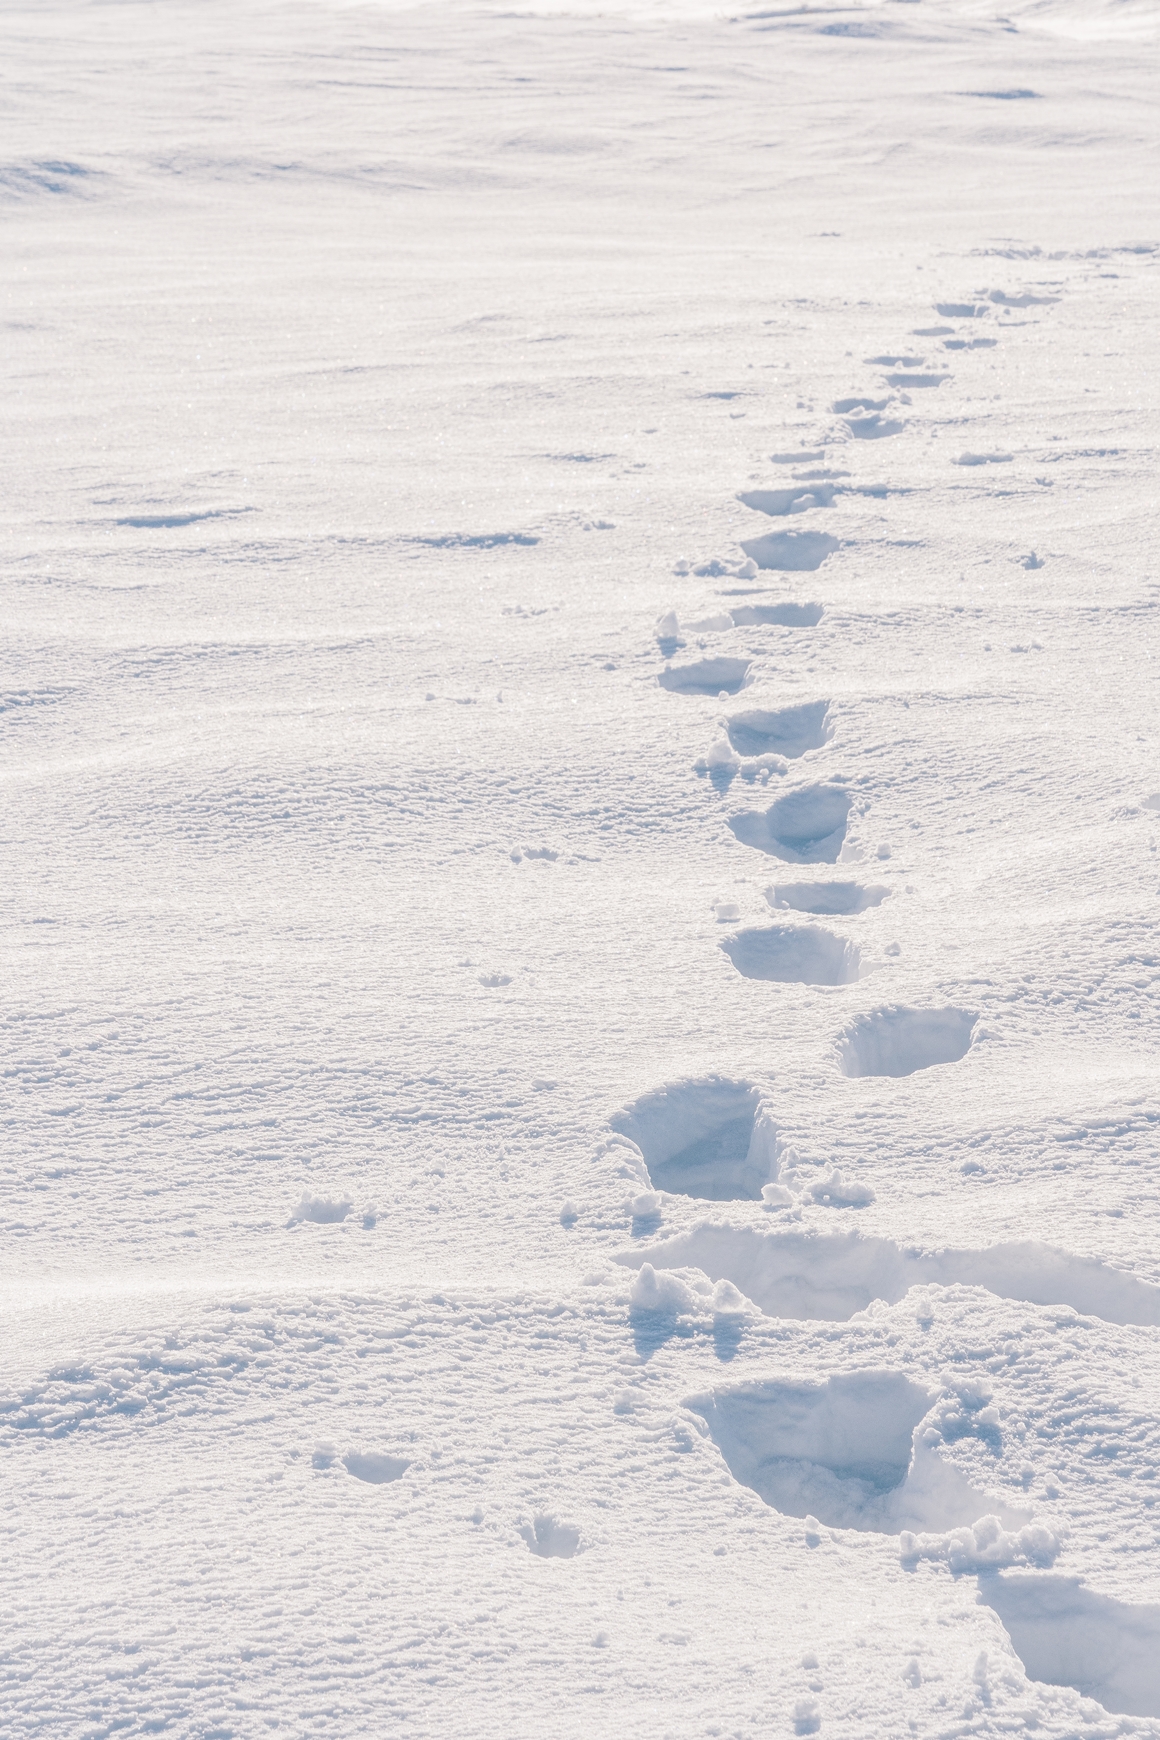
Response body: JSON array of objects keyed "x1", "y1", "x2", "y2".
[{"x1": 3, "y1": 0, "x2": 1160, "y2": 1733}]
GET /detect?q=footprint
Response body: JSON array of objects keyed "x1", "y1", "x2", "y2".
[
  {"x1": 721, "y1": 924, "x2": 860, "y2": 986},
  {"x1": 838, "y1": 1006, "x2": 976, "y2": 1077},
  {"x1": 977, "y1": 1575, "x2": 1160, "y2": 1718},
  {"x1": 729, "y1": 783, "x2": 852, "y2": 863},
  {"x1": 935, "y1": 302, "x2": 989, "y2": 319},
  {"x1": 769, "y1": 449, "x2": 826, "y2": 465},
  {"x1": 659, "y1": 656, "x2": 751, "y2": 696},
  {"x1": 609, "y1": 1077, "x2": 777, "y2": 1202},
  {"x1": 944, "y1": 337, "x2": 997, "y2": 350},
  {"x1": 686, "y1": 1372, "x2": 1024, "y2": 1535},
  {"x1": 519, "y1": 1515, "x2": 581, "y2": 1558},
  {"x1": 882, "y1": 372, "x2": 948, "y2": 389},
  {"x1": 619, "y1": 1224, "x2": 1160, "y2": 1327},
  {"x1": 726, "y1": 702, "x2": 831, "y2": 758},
  {"x1": 738, "y1": 485, "x2": 836, "y2": 515},
  {"x1": 988, "y1": 289, "x2": 1059, "y2": 307},
  {"x1": 831, "y1": 394, "x2": 891, "y2": 415},
  {"x1": 343, "y1": 1450, "x2": 411, "y2": 1485},
  {"x1": 725, "y1": 603, "x2": 825, "y2": 627},
  {"x1": 953, "y1": 451, "x2": 1013, "y2": 466},
  {"x1": 738, "y1": 529, "x2": 839, "y2": 572},
  {"x1": 767, "y1": 881, "x2": 888, "y2": 916},
  {"x1": 864, "y1": 354, "x2": 924, "y2": 367},
  {"x1": 840, "y1": 412, "x2": 906, "y2": 441}
]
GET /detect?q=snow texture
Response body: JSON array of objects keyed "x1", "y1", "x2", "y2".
[{"x1": 4, "y1": 0, "x2": 1160, "y2": 1735}]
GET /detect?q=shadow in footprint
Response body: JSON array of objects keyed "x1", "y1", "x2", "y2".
[
  {"x1": 630, "y1": 1308, "x2": 697, "y2": 1360},
  {"x1": 721, "y1": 924, "x2": 860, "y2": 986},
  {"x1": 712, "y1": 1316, "x2": 748, "y2": 1362},
  {"x1": 729, "y1": 784, "x2": 851, "y2": 863},
  {"x1": 659, "y1": 656, "x2": 750, "y2": 696},
  {"x1": 610, "y1": 1077, "x2": 776, "y2": 1202},
  {"x1": 739, "y1": 530, "x2": 839, "y2": 571},
  {"x1": 687, "y1": 1372, "x2": 1023, "y2": 1535},
  {"x1": 768, "y1": 881, "x2": 888, "y2": 916},
  {"x1": 726, "y1": 701, "x2": 831, "y2": 758},
  {"x1": 977, "y1": 1575, "x2": 1160, "y2": 1718},
  {"x1": 838, "y1": 1006, "x2": 975, "y2": 1077}
]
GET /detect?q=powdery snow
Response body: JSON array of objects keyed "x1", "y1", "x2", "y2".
[{"x1": 2, "y1": 0, "x2": 1160, "y2": 1734}]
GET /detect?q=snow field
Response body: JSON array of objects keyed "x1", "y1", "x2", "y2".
[{"x1": 3, "y1": 0, "x2": 1160, "y2": 1734}]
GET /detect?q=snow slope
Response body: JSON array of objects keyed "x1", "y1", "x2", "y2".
[{"x1": 2, "y1": 0, "x2": 1159, "y2": 1733}]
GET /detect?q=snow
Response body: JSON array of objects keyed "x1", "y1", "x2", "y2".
[{"x1": 3, "y1": 0, "x2": 1160, "y2": 1732}]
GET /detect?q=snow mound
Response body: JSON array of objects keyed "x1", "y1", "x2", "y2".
[
  {"x1": 287, "y1": 1194, "x2": 353, "y2": 1225},
  {"x1": 630, "y1": 1262, "x2": 756, "y2": 1319},
  {"x1": 901, "y1": 1514, "x2": 1059, "y2": 1573}
]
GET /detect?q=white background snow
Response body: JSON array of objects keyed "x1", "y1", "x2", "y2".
[{"x1": 3, "y1": 0, "x2": 1160, "y2": 1733}]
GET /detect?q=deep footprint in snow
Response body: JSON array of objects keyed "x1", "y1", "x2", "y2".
[
  {"x1": 882, "y1": 372, "x2": 949, "y2": 389},
  {"x1": 838, "y1": 1006, "x2": 976, "y2": 1077},
  {"x1": 840, "y1": 411, "x2": 906, "y2": 440},
  {"x1": 343, "y1": 1451, "x2": 411, "y2": 1484},
  {"x1": 727, "y1": 602, "x2": 825, "y2": 628},
  {"x1": 725, "y1": 701, "x2": 831, "y2": 758},
  {"x1": 721, "y1": 924, "x2": 860, "y2": 986},
  {"x1": 659, "y1": 656, "x2": 751, "y2": 695},
  {"x1": 767, "y1": 881, "x2": 888, "y2": 916},
  {"x1": 621, "y1": 1224, "x2": 1160, "y2": 1327},
  {"x1": 738, "y1": 485, "x2": 836, "y2": 516},
  {"x1": 832, "y1": 394, "x2": 891, "y2": 415},
  {"x1": 729, "y1": 783, "x2": 852, "y2": 863},
  {"x1": 686, "y1": 1371, "x2": 1025, "y2": 1535},
  {"x1": 977, "y1": 1575, "x2": 1160, "y2": 1718},
  {"x1": 609, "y1": 1077, "x2": 777, "y2": 1202},
  {"x1": 738, "y1": 529, "x2": 839, "y2": 572},
  {"x1": 519, "y1": 1515, "x2": 581, "y2": 1558}
]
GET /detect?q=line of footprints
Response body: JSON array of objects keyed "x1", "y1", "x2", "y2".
[{"x1": 595, "y1": 286, "x2": 1160, "y2": 1725}]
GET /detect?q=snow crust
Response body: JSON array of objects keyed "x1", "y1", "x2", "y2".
[{"x1": 3, "y1": 0, "x2": 1160, "y2": 1733}]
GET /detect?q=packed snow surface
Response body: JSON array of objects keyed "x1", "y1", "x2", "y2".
[{"x1": 3, "y1": 0, "x2": 1160, "y2": 1735}]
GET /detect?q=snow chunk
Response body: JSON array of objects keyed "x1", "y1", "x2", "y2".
[
  {"x1": 899, "y1": 1514, "x2": 1060, "y2": 1573},
  {"x1": 800, "y1": 1166, "x2": 876, "y2": 1208},
  {"x1": 288, "y1": 1195, "x2": 352, "y2": 1226},
  {"x1": 694, "y1": 738, "x2": 741, "y2": 775},
  {"x1": 629, "y1": 1262, "x2": 758, "y2": 1319}
]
